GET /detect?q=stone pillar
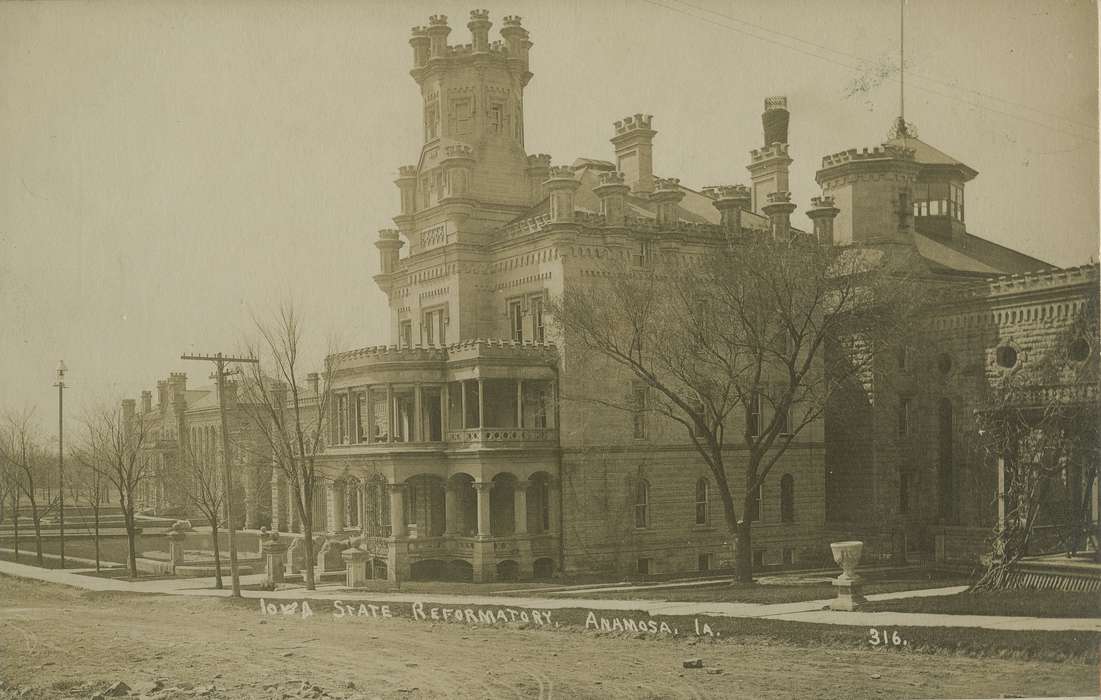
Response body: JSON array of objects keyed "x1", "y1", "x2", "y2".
[
  {"x1": 271, "y1": 474, "x2": 287, "y2": 531},
  {"x1": 388, "y1": 483, "x2": 406, "y2": 538},
  {"x1": 514, "y1": 481, "x2": 529, "y2": 535},
  {"x1": 516, "y1": 380, "x2": 524, "y2": 428},
  {"x1": 477, "y1": 379, "x2": 485, "y2": 429},
  {"x1": 548, "y1": 477, "x2": 561, "y2": 536},
  {"x1": 166, "y1": 526, "x2": 187, "y2": 574},
  {"x1": 326, "y1": 481, "x2": 346, "y2": 534},
  {"x1": 441, "y1": 383, "x2": 450, "y2": 436},
  {"x1": 413, "y1": 384, "x2": 423, "y2": 442},
  {"x1": 262, "y1": 536, "x2": 288, "y2": 586},
  {"x1": 386, "y1": 384, "x2": 394, "y2": 443},
  {"x1": 343, "y1": 548, "x2": 369, "y2": 587},
  {"x1": 444, "y1": 484, "x2": 459, "y2": 536},
  {"x1": 473, "y1": 482, "x2": 492, "y2": 538}
]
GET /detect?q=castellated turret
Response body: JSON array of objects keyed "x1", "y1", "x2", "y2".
[
  {"x1": 747, "y1": 97, "x2": 792, "y2": 213},
  {"x1": 611, "y1": 114, "x2": 656, "y2": 195},
  {"x1": 815, "y1": 144, "x2": 919, "y2": 245}
]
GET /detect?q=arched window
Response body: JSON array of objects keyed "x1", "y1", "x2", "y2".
[
  {"x1": 780, "y1": 474, "x2": 795, "y2": 523},
  {"x1": 634, "y1": 479, "x2": 650, "y2": 529},
  {"x1": 694, "y1": 478, "x2": 709, "y2": 525}
]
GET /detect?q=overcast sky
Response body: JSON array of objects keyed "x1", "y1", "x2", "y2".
[{"x1": 1, "y1": 0, "x2": 1097, "y2": 434}]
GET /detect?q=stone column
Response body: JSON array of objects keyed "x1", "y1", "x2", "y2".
[
  {"x1": 473, "y1": 482, "x2": 492, "y2": 538},
  {"x1": 271, "y1": 473, "x2": 287, "y2": 531},
  {"x1": 413, "y1": 384, "x2": 423, "y2": 442},
  {"x1": 548, "y1": 477, "x2": 561, "y2": 535},
  {"x1": 441, "y1": 384, "x2": 451, "y2": 436},
  {"x1": 514, "y1": 481, "x2": 529, "y2": 535},
  {"x1": 386, "y1": 384, "x2": 394, "y2": 443},
  {"x1": 366, "y1": 386, "x2": 375, "y2": 444},
  {"x1": 460, "y1": 381, "x2": 468, "y2": 429},
  {"x1": 516, "y1": 380, "x2": 524, "y2": 428},
  {"x1": 444, "y1": 484, "x2": 459, "y2": 536},
  {"x1": 477, "y1": 379, "x2": 485, "y2": 429},
  {"x1": 388, "y1": 483, "x2": 406, "y2": 538},
  {"x1": 326, "y1": 481, "x2": 346, "y2": 534}
]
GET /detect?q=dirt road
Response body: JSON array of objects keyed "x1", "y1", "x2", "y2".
[{"x1": 0, "y1": 576, "x2": 1094, "y2": 699}]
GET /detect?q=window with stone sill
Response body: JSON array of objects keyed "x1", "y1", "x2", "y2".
[
  {"x1": 634, "y1": 479, "x2": 650, "y2": 529},
  {"x1": 695, "y1": 478, "x2": 709, "y2": 526}
]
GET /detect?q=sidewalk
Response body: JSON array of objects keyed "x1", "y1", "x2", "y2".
[{"x1": 0, "y1": 558, "x2": 1096, "y2": 633}]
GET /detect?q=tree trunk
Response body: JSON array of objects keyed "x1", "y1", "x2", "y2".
[
  {"x1": 211, "y1": 520, "x2": 223, "y2": 590},
  {"x1": 303, "y1": 519, "x2": 316, "y2": 590},
  {"x1": 31, "y1": 505, "x2": 43, "y2": 566},
  {"x1": 11, "y1": 493, "x2": 20, "y2": 558},
  {"x1": 731, "y1": 524, "x2": 753, "y2": 584},
  {"x1": 124, "y1": 509, "x2": 138, "y2": 578},
  {"x1": 93, "y1": 504, "x2": 101, "y2": 572}
]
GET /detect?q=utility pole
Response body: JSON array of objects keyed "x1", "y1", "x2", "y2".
[
  {"x1": 55, "y1": 361, "x2": 67, "y2": 567},
  {"x1": 181, "y1": 352, "x2": 258, "y2": 598}
]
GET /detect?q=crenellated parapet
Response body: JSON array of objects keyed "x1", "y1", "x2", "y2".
[
  {"x1": 820, "y1": 145, "x2": 915, "y2": 169},
  {"x1": 750, "y1": 142, "x2": 791, "y2": 163},
  {"x1": 614, "y1": 113, "x2": 654, "y2": 135},
  {"x1": 593, "y1": 171, "x2": 630, "y2": 225},
  {"x1": 704, "y1": 184, "x2": 752, "y2": 233},
  {"x1": 806, "y1": 195, "x2": 841, "y2": 245},
  {"x1": 544, "y1": 166, "x2": 581, "y2": 223}
]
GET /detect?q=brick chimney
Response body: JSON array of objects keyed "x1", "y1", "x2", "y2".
[
  {"x1": 140, "y1": 390, "x2": 152, "y2": 414},
  {"x1": 468, "y1": 9, "x2": 491, "y2": 53},
  {"x1": 807, "y1": 196, "x2": 841, "y2": 245},
  {"x1": 156, "y1": 380, "x2": 169, "y2": 410},
  {"x1": 543, "y1": 166, "x2": 581, "y2": 223},
  {"x1": 426, "y1": 15, "x2": 451, "y2": 59},
  {"x1": 611, "y1": 114, "x2": 656, "y2": 195},
  {"x1": 762, "y1": 191, "x2": 797, "y2": 240},
  {"x1": 651, "y1": 178, "x2": 685, "y2": 227},
  {"x1": 706, "y1": 184, "x2": 752, "y2": 235},
  {"x1": 593, "y1": 171, "x2": 630, "y2": 225},
  {"x1": 122, "y1": 398, "x2": 136, "y2": 425}
]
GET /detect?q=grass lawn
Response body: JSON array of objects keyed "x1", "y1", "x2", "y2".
[
  {"x1": 864, "y1": 589, "x2": 1100, "y2": 618},
  {"x1": 556, "y1": 568, "x2": 973, "y2": 605},
  {"x1": 0, "y1": 549, "x2": 87, "y2": 569}
]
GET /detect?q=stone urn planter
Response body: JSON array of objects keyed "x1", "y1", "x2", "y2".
[
  {"x1": 829, "y1": 540, "x2": 866, "y2": 611},
  {"x1": 165, "y1": 520, "x2": 192, "y2": 573}
]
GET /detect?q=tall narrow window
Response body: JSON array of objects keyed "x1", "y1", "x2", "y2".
[
  {"x1": 634, "y1": 479, "x2": 650, "y2": 528},
  {"x1": 695, "y1": 478, "x2": 709, "y2": 525},
  {"x1": 747, "y1": 390, "x2": 762, "y2": 439},
  {"x1": 508, "y1": 300, "x2": 524, "y2": 342},
  {"x1": 772, "y1": 385, "x2": 791, "y2": 435},
  {"x1": 530, "y1": 296, "x2": 545, "y2": 343},
  {"x1": 355, "y1": 392, "x2": 367, "y2": 443},
  {"x1": 780, "y1": 473, "x2": 794, "y2": 523},
  {"x1": 400, "y1": 320, "x2": 413, "y2": 349},
  {"x1": 631, "y1": 384, "x2": 648, "y2": 439},
  {"x1": 897, "y1": 397, "x2": 911, "y2": 437},
  {"x1": 425, "y1": 104, "x2": 438, "y2": 140},
  {"x1": 335, "y1": 394, "x2": 348, "y2": 445},
  {"x1": 489, "y1": 103, "x2": 503, "y2": 133}
]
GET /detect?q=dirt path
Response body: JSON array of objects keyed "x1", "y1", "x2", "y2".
[{"x1": 0, "y1": 577, "x2": 1094, "y2": 699}]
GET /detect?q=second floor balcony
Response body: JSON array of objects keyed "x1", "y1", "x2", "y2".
[{"x1": 323, "y1": 340, "x2": 559, "y2": 453}]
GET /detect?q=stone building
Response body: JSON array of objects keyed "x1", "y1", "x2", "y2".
[
  {"x1": 262, "y1": 11, "x2": 1097, "y2": 583},
  {"x1": 131, "y1": 372, "x2": 273, "y2": 529}
]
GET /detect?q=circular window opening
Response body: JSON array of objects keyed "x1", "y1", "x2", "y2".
[
  {"x1": 995, "y1": 345, "x2": 1018, "y2": 369},
  {"x1": 1069, "y1": 338, "x2": 1090, "y2": 362},
  {"x1": 936, "y1": 353, "x2": 953, "y2": 374}
]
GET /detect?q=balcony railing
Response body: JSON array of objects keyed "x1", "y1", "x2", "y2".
[{"x1": 446, "y1": 427, "x2": 558, "y2": 445}]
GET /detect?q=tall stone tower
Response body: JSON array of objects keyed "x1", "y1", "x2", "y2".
[
  {"x1": 375, "y1": 11, "x2": 542, "y2": 346},
  {"x1": 747, "y1": 97, "x2": 792, "y2": 214}
]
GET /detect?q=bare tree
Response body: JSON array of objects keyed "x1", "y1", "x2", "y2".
[
  {"x1": 0, "y1": 409, "x2": 58, "y2": 566},
  {"x1": 551, "y1": 235, "x2": 918, "y2": 583},
  {"x1": 81, "y1": 405, "x2": 153, "y2": 577},
  {"x1": 179, "y1": 439, "x2": 225, "y2": 589},
  {"x1": 237, "y1": 303, "x2": 333, "y2": 591},
  {"x1": 972, "y1": 301, "x2": 1099, "y2": 589},
  {"x1": 70, "y1": 445, "x2": 111, "y2": 571}
]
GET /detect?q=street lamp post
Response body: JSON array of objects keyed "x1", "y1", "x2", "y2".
[{"x1": 55, "y1": 361, "x2": 67, "y2": 568}]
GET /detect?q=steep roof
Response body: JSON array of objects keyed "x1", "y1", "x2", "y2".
[{"x1": 885, "y1": 135, "x2": 978, "y2": 180}]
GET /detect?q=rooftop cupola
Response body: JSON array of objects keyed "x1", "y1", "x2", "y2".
[
  {"x1": 468, "y1": 9, "x2": 492, "y2": 53},
  {"x1": 651, "y1": 177, "x2": 684, "y2": 227},
  {"x1": 762, "y1": 191, "x2": 797, "y2": 240},
  {"x1": 426, "y1": 15, "x2": 451, "y2": 59},
  {"x1": 806, "y1": 195, "x2": 841, "y2": 245},
  {"x1": 593, "y1": 171, "x2": 630, "y2": 226},
  {"x1": 704, "y1": 184, "x2": 751, "y2": 235},
  {"x1": 611, "y1": 114, "x2": 656, "y2": 195},
  {"x1": 544, "y1": 166, "x2": 581, "y2": 223}
]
